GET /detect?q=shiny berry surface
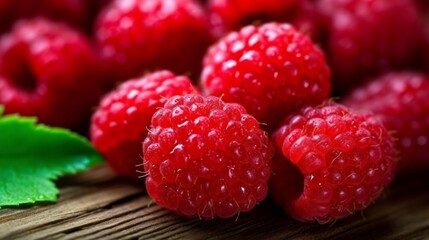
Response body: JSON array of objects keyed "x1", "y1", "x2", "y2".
[
  {"x1": 143, "y1": 94, "x2": 273, "y2": 219},
  {"x1": 201, "y1": 23, "x2": 331, "y2": 130}
]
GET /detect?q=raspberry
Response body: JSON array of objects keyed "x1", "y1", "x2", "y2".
[
  {"x1": 208, "y1": 0, "x2": 320, "y2": 39},
  {"x1": 318, "y1": 0, "x2": 425, "y2": 94},
  {"x1": 90, "y1": 70, "x2": 197, "y2": 179},
  {"x1": 201, "y1": 23, "x2": 331, "y2": 131},
  {"x1": 143, "y1": 94, "x2": 272, "y2": 219},
  {"x1": 342, "y1": 72, "x2": 429, "y2": 174},
  {"x1": 270, "y1": 102, "x2": 397, "y2": 223},
  {"x1": 95, "y1": 0, "x2": 214, "y2": 83},
  {"x1": 0, "y1": 18, "x2": 102, "y2": 129}
]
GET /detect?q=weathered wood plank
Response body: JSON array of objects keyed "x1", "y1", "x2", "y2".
[
  {"x1": 0, "y1": 166, "x2": 143, "y2": 239},
  {"x1": 18, "y1": 195, "x2": 149, "y2": 240},
  {"x1": 1, "y1": 165, "x2": 429, "y2": 240}
]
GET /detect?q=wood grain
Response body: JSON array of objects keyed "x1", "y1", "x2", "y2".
[{"x1": 1, "y1": 164, "x2": 429, "y2": 240}]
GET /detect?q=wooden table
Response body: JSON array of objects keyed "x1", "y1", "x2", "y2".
[{"x1": 1, "y1": 164, "x2": 428, "y2": 240}]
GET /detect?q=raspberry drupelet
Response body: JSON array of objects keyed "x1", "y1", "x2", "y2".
[{"x1": 143, "y1": 94, "x2": 273, "y2": 219}]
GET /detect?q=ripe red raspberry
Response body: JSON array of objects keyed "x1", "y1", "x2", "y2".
[
  {"x1": 270, "y1": 102, "x2": 397, "y2": 223},
  {"x1": 143, "y1": 94, "x2": 272, "y2": 219},
  {"x1": 0, "y1": 18, "x2": 102, "y2": 129},
  {"x1": 208, "y1": 0, "x2": 320, "y2": 39},
  {"x1": 90, "y1": 71, "x2": 197, "y2": 179},
  {"x1": 318, "y1": 0, "x2": 425, "y2": 94},
  {"x1": 342, "y1": 72, "x2": 429, "y2": 174},
  {"x1": 95, "y1": 0, "x2": 214, "y2": 83},
  {"x1": 201, "y1": 23, "x2": 331, "y2": 131}
]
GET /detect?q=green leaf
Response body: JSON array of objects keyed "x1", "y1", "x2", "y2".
[{"x1": 0, "y1": 108, "x2": 103, "y2": 208}]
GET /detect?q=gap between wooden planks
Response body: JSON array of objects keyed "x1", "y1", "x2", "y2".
[{"x1": 1, "y1": 164, "x2": 429, "y2": 240}]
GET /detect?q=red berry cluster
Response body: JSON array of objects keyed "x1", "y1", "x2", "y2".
[{"x1": 1, "y1": 0, "x2": 428, "y2": 224}]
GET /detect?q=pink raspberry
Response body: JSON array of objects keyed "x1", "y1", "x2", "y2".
[
  {"x1": 201, "y1": 23, "x2": 331, "y2": 131},
  {"x1": 270, "y1": 102, "x2": 397, "y2": 223},
  {"x1": 143, "y1": 94, "x2": 273, "y2": 219},
  {"x1": 95, "y1": 0, "x2": 214, "y2": 83},
  {"x1": 90, "y1": 70, "x2": 197, "y2": 179},
  {"x1": 318, "y1": 0, "x2": 425, "y2": 94},
  {"x1": 343, "y1": 72, "x2": 429, "y2": 174},
  {"x1": 0, "y1": 18, "x2": 102, "y2": 129}
]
